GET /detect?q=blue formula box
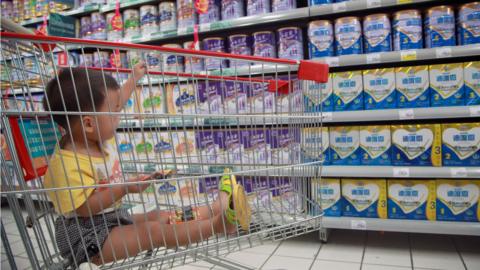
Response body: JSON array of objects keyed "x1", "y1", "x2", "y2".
[
  {"x1": 363, "y1": 68, "x2": 396, "y2": 110},
  {"x1": 304, "y1": 74, "x2": 333, "y2": 112},
  {"x1": 330, "y1": 126, "x2": 361, "y2": 165},
  {"x1": 311, "y1": 178, "x2": 342, "y2": 216},
  {"x1": 359, "y1": 125, "x2": 392, "y2": 166},
  {"x1": 429, "y1": 63, "x2": 465, "y2": 107},
  {"x1": 302, "y1": 127, "x2": 331, "y2": 165},
  {"x1": 442, "y1": 123, "x2": 480, "y2": 167}
]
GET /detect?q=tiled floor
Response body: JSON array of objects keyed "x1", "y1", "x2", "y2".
[{"x1": 1, "y1": 207, "x2": 479, "y2": 270}]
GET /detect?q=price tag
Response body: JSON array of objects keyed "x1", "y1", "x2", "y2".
[
  {"x1": 351, "y1": 220, "x2": 367, "y2": 230},
  {"x1": 366, "y1": 53, "x2": 381, "y2": 64},
  {"x1": 393, "y1": 167, "x2": 410, "y2": 178},
  {"x1": 322, "y1": 112, "x2": 333, "y2": 122},
  {"x1": 399, "y1": 109, "x2": 415, "y2": 120},
  {"x1": 436, "y1": 47, "x2": 452, "y2": 58},
  {"x1": 397, "y1": 0, "x2": 413, "y2": 4},
  {"x1": 367, "y1": 0, "x2": 382, "y2": 8},
  {"x1": 150, "y1": 32, "x2": 163, "y2": 39},
  {"x1": 200, "y1": 23, "x2": 211, "y2": 32},
  {"x1": 325, "y1": 57, "x2": 339, "y2": 67},
  {"x1": 469, "y1": 106, "x2": 480, "y2": 116},
  {"x1": 177, "y1": 28, "x2": 188, "y2": 35},
  {"x1": 401, "y1": 50, "x2": 417, "y2": 61},
  {"x1": 333, "y1": 2, "x2": 347, "y2": 12},
  {"x1": 450, "y1": 168, "x2": 468, "y2": 178}
]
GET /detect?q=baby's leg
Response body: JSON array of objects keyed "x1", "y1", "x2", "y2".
[{"x1": 93, "y1": 215, "x2": 226, "y2": 264}]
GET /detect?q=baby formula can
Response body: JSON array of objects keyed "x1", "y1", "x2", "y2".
[
  {"x1": 159, "y1": 2, "x2": 177, "y2": 32},
  {"x1": 79, "y1": 53, "x2": 94, "y2": 67},
  {"x1": 1, "y1": 1, "x2": 13, "y2": 20},
  {"x1": 140, "y1": 5, "x2": 159, "y2": 36},
  {"x1": 91, "y1": 12, "x2": 107, "y2": 40},
  {"x1": 163, "y1": 44, "x2": 185, "y2": 73},
  {"x1": 203, "y1": 38, "x2": 228, "y2": 70},
  {"x1": 253, "y1": 31, "x2": 277, "y2": 58},
  {"x1": 393, "y1": 9, "x2": 423, "y2": 51},
  {"x1": 247, "y1": 0, "x2": 270, "y2": 16},
  {"x1": 183, "y1": 41, "x2": 205, "y2": 72},
  {"x1": 457, "y1": 2, "x2": 480, "y2": 45},
  {"x1": 308, "y1": 20, "x2": 334, "y2": 58},
  {"x1": 309, "y1": 0, "x2": 332, "y2": 6},
  {"x1": 425, "y1": 6, "x2": 456, "y2": 48},
  {"x1": 199, "y1": 0, "x2": 220, "y2": 24},
  {"x1": 221, "y1": 0, "x2": 245, "y2": 20},
  {"x1": 80, "y1": 16, "x2": 92, "y2": 39},
  {"x1": 106, "y1": 12, "x2": 123, "y2": 41},
  {"x1": 335, "y1": 16, "x2": 363, "y2": 56},
  {"x1": 123, "y1": 9, "x2": 140, "y2": 39},
  {"x1": 363, "y1": 13, "x2": 392, "y2": 53},
  {"x1": 278, "y1": 27, "x2": 304, "y2": 60},
  {"x1": 272, "y1": 0, "x2": 296, "y2": 12},
  {"x1": 228, "y1": 34, "x2": 252, "y2": 67},
  {"x1": 177, "y1": 0, "x2": 197, "y2": 29},
  {"x1": 93, "y1": 51, "x2": 110, "y2": 68}
]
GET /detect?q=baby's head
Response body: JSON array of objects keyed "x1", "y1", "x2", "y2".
[{"x1": 43, "y1": 68, "x2": 122, "y2": 144}]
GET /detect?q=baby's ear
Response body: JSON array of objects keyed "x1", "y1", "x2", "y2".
[{"x1": 82, "y1": 116, "x2": 95, "y2": 133}]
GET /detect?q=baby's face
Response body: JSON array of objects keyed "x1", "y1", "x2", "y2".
[{"x1": 94, "y1": 88, "x2": 122, "y2": 142}]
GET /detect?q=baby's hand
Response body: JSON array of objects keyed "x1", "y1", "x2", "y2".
[
  {"x1": 127, "y1": 174, "x2": 151, "y2": 193},
  {"x1": 132, "y1": 61, "x2": 147, "y2": 81}
]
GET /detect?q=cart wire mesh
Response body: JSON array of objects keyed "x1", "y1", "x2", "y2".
[{"x1": 0, "y1": 32, "x2": 329, "y2": 270}]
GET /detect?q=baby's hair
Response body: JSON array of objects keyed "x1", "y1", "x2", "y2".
[{"x1": 43, "y1": 68, "x2": 120, "y2": 129}]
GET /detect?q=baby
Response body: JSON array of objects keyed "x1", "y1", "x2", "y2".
[{"x1": 43, "y1": 63, "x2": 237, "y2": 267}]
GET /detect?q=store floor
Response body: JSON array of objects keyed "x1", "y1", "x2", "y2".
[{"x1": 1, "y1": 207, "x2": 479, "y2": 270}]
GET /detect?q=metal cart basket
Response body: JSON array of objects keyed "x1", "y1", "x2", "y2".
[{"x1": 1, "y1": 31, "x2": 329, "y2": 269}]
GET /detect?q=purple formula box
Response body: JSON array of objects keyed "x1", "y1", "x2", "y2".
[
  {"x1": 223, "y1": 129, "x2": 243, "y2": 164},
  {"x1": 222, "y1": 81, "x2": 249, "y2": 114},
  {"x1": 276, "y1": 75, "x2": 303, "y2": 113},
  {"x1": 241, "y1": 129, "x2": 272, "y2": 165},
  {"x1": 195, "y1": 130, "x2": 224, "y2": 164},
  {"x1": 247, "y1": 78, "x2": 275, "y2": 114},
  {"x1": 197, "y1": 81, "x2": 224, "y2": 115},
  {"x1": 269, "y1": 128, "x2": 301, "y2": 165}
]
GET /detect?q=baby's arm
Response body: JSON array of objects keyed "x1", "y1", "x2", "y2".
[
  {"x1": 75, "y1": 175, "x2": 150, "y2": 217},
  {"x1": 118, "y1": 61, "x2": 146, "y2": 108}
]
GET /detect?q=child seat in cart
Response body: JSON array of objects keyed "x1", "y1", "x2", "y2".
[{"x1": 0, "y1": 31, "x2": 329, "y2": 269}]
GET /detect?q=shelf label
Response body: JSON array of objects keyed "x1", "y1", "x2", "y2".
[
  {"x1": 351, "y1": 220, "x2": 367, "y2": 230},
  {"x1": 401, "y1": 50, "x2": 417, "y2": 61},
  {"x1": 399, "y1": 109, "x2": 415, "y2": 120},
  {"x1": 366, "y1": 53, "x2": 381, "y2": 64},
  {"x1": 322, "y1": 112, "x2": 333, "y2": 121},
  {"x1": 450, "y1": 168, "x2": 468, "y2": 178},
  {"x1": 177, "y1": 28, "x2": 188, "y2": 35},
  {"x1": 325, "y1": 57, "x2": 339, "y2": 67},
  {"x1": 200, "y1": 23, "x2": 211, "y2": 32},
  {"x1": 150, "y1": 32, "x2": 163, "y2": 39},
  {"x1": 436, "y1": 47, "x2": 452, "y2": 58},
  {"x1": 333, "y1": 2, "x2": 347, "y2": 12},
  {"x1": 397, "y1": 0, "x2": 413, "y2": 4},
  {"x1": 469, "y1": 106, "x2": 480, "y2": 116},
  {"x1": 48, "y1": 13, "x2": 76, "y2": 38},
  {"x1": 393, "y1": 167, "x2": 410, "y2": 178},
  {"x1": 367, "y1": 0, "x2": 382, "y2": 8}
]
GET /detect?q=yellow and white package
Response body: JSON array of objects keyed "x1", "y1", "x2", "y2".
[
  {"x1": 363, "y1": 68, "x2": 396, "y2": 110},
  {"x1": 152, "y1": 131, "x2": 174, "y2": 162},
  {"x1": 442, "y1": 123, "x2": 480, "y2": 167},
  {"x1": 395, "y1": 65, "x2": 430, "y2": 108},
  {"x1": 436, "y1": 180, "x2": 480, "y2": 222},
  {"x1": 301, "y1": 127, "x2": 330, "y2": 165},
  {"x1": 311, "y1": 178, "x2": 342, "y2": 216},
  {"x1": 341, "y1": 178, "x2": 387, "y2": 218},
  {"x1": 133, "y1": 132, "x2": 155, "y2": 160},
  {"x1": 166, "y1": 83, "x2": 197, "y2": 114},
  {"x1": 330, "y1": 126, "x2": 361, "y2": 165},
  {"x1": 429, "y1": 63, "x2": 465, "y2": 107},
  {"x1": 464, "y1": 61, "x2": 480, "y2": 105},
  {"x1": 333, "y1": 71, "x2": 364, "y2": 111},
  {"x1": 387, "y1": 179, "x2": 436, "y2": 220},
  {"x1": 140, "y1": 85, "x2": 165, "y2": 114},
  {"x1": 391, "y1": 124, "x2": 442, "y2": 166},
  {"x1": 304, "y1": 74, "x2": 333, "y2": 112},
  {"x1": 116, "y1": 132, "x2": 135, "y2": 161},
  {"x1": 359, "y1": 125, "x2": 392, "y2": 165},
  {"x1": 122, "y1": 86, "x2": 141, "y2": 115}
]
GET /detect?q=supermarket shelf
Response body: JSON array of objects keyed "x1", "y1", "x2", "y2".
[
  {"x1": 100, "y1": 0, "x2": 159, "y2": 13},
  {"x1": 321, "y1": 166, "x2": 480, "y2": 179},
  {"x1": 20, "y1": 4, "x2": 100, "y2": 26},
  {"x1": 310, "y1": 0, "x2": 437, "y2": 17},
  {"x1": 314, "y1": 44, "x2": 480, "y2": 68},
  {"x1": 322, "y1": 217, "x2": 480, "y2": 236}
]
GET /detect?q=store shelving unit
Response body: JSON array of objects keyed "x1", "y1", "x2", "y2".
[{"x1": 4, "y1": 0, "x2": 480, "y2": 240}]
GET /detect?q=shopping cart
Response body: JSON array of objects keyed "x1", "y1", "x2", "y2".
[{"x1": 0, "y1": 30, "x2": 329, "y2": 270}]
